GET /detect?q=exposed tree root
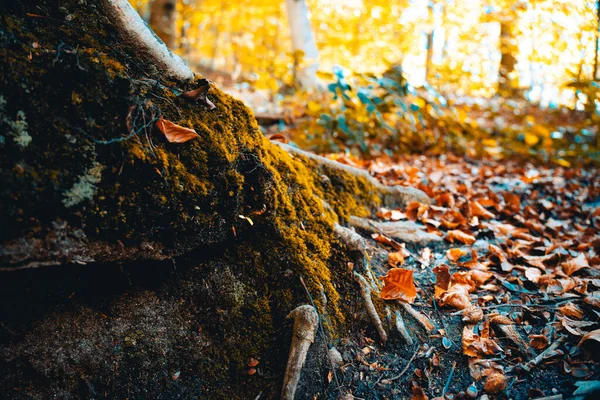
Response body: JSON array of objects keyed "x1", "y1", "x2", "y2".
[
  {"x1": 274, "y1": 142, "x2": 432, "y2": 209},
  {"x1": 101, "y1": 0, "x2": 194, "y2": 82},
  {"x1": 394, "y1": 309, "x2": 414, "y2": 345},
  {"x1": 282, "y1": 305, "x2": 319, "y2": 400},
  {"x1": 354, "y1": 271, "x2": 387, "y2": 342},
  {"x1": 349, "y1": 216, "x2": 442, "y2": 244}
]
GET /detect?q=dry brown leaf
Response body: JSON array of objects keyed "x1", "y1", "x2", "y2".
[
  {"x1": 562, "y1": 253, "x2": 589, "y2": 276},
  {"x1": 376, "y1": 208, "x2": 407, "y2": 221},
  {"x1": 447, "y1": 248, "x2": 467, "y2": 263},
  {"x1": 447, "y1": 230, "x2": 477, "y2": 245},
  {"x1": 463, "y1": 326, "x2": 503, "y2": 357},
  {"x1": 470, "y1": 201, "x2": 495, "y2": 219},
  {"x1": 524, "y1": 267, "x2": 542, "y2": 284},
  {"x1": 502, "y1": 191, "x2": 521, "y2": 213},
  {"x1": 578, "y1": 328, "x2": 600, "y2": 347},
  {"x1": 529, "y1": 334, "x2": 549, "y2": 350},
  {"x1": 380, "y1": 268, "x2": 417, "y2": 303},
  {"x1": 484, "y1": 372, "x2": 507, "y2": 394},
  {"x1": 462, "y1": 306, "x2": 484, "y2": 324},
  {"x1": 388, "y1": 251, "x2": 405, "y2": 267},
  {"x1": 156, "y1": 116, "x2": 200, "y2": 143},
  {"x1": 558, "y1": 303, "x2": 584, "y2": 320},
  {"x1": 372, "y1": 233, "x2": 403, "y2": 251}
]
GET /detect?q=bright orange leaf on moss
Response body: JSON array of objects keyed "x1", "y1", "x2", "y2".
[
  {"x1": 380, "y1": 268, "x2": 417, "y2": 303},
  {"x1": 156, "y1": 116, "x2": 200, "y2": 143}
]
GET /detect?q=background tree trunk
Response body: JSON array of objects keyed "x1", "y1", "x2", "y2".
[
  {"x1": 498, "y1": 20, "x2": 518, "y2": 96},
  {"x1": 285, "y1": 0, "x2": 321, "y2": 90},
  {"x1": 150, "y1": 0, "x2": 177, "y2": 49}
]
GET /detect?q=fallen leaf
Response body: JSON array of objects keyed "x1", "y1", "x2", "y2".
[
  {"x1": 502, "y1": 191, "x2": 521, "y2": 212},
  {"x1": 447, "y1": 248, "x2": 467, "y2": 263},
  {"x1": 180, "y1": 78, "x2": 216, "y2": 109},
  {"x1": 388, "y1": 251, "x2": 405, "y2": 267},
  {"x1": 463, "y1": 325, "x2": 503, "y2": 357},
  {"x1": 470, "y1": 201, "x2": 495, "y2": 219},
  {"x1": 559, "y1": 303, "x2": 584, "y2": 320},
  {"x1": 447, "y1": 230, "x2": 477, "y2": 245},
  {"x1": 529, "y1": 334, "x2": 549, "y2": 350},
  {"x1": 578, "y1": 328, "x2": 600, "y2": 347},
  {"x1": 562, "y1": 253, "x2": 589, "y2": 276},
  {"x1": 156, "y1": 116, "x2": 200, "y2": 143},
  {"x1": 484, "y1": 372, "x2": 507, "y2": 394},
  {"x1": 380, "y1": 268, "x2": 417, "y2": 303},
  {"x1": 462, "y1": 306, "x2": 484, "y2": 323}
]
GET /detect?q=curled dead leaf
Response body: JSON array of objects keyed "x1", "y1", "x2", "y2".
[
  {"x1": 447, "y1": 230, "x2": 477, "y2": 245},
  {"x1": 529, "y1": 334, "x2": 549, "y2": 350},
  {"x1": 380, "y1": 268, "x2": 417, "y2": 303},
  {"x1": 558, "y1": 303, "x2": 584, "y2": 320},
  {"x1": 470, "y1": 201, "x2": 495, "y2": 220},
  {"x1": 562, "y1": 253, "x2": 589, "y2": 276},
  {"x1": 462, "y1": 306, "x2": 484, "y2": 324},
  {"x1": 156, "y1": 116, "x2": 200, "y2": 143},
  {"x1": 484, "y1": 372, "x2": 507, "y2": 394},
  {"x1": 388, "y1": 251, "x2": 405, "y2": 267}
]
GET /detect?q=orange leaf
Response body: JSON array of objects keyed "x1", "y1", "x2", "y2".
[
  {"x1": 502, "y1": 191, "x2": 521, "y2": 213},
  {"x1": 562, "y1": 253, "x2": 589, "y2": 276},
  {"x1": 484, "y1": 372, "x2": 507, "y2": 394},
  {"x1": 380, "y1": 268, "x2": 417, "y2": 303},
  {"x1": 388, "y1": 251, "x2": 405, "y2": 267},
  {"x1": 447, "y1": 230, "x2": 477, "y2": 245},
  {"x1": 372, "y1": 233, "x2": 403, "y2": 251},
  {"x1": 156, "y1": 116, "x2": 200, "y2": 143},
  {"x1": 470, "y1": 201, "x2": 495, "y2": 220},
  {"x1": 447, "y1": 248, "x2": 467, "y2": 263}
]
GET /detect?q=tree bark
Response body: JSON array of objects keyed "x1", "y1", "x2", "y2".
[{"x1": 285, "y1": 0, "x2": 321, "y2": 90}]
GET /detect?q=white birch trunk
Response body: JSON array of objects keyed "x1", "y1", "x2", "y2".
[{"x1": 285, "y1": 0, "x2": 322, "y2": 90}]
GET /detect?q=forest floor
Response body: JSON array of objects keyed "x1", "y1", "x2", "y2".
[{"x1": 275, "y1": 143, "x2": 600, "y2": 399}]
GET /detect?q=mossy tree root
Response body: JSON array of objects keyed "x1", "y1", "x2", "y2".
[
  {"x1": 274, "y1": 142, "x2": 432, "y2": 210},
  {"x1": 353, "y1": 271, "x2": 387, "y2": 342}
]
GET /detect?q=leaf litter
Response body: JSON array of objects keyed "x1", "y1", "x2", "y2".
[{"x1": 325, "y1": 152, "x2": 600, "y2": 399}]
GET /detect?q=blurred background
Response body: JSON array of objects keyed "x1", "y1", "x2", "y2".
[{"x1": 130, "y1": 0, "x2": 599, "y2": 164}]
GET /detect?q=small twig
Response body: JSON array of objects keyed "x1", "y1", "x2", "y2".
[
  {"x1": 449, "y1": 298, "x2": 581, "y2": 316},
  {"x1": 389, "y1": 346, "x2": 420, "y2": 381},
  {"x1": 521, "y1": 336, "x2": 566, "y2": 373},
  {"x1": 442, "y1": 361, "x2": 456, "y2": 397}
]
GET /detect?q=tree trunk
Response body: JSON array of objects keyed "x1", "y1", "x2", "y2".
[
  {"x1": 594, "y1": 0, "x2": 600, "y2": 80},
  {"x1": 285, "y1": 0, "x2": 321, "y2": 90},
  {"x1": 150, "y1": 0, "x2": 177, "y2": 49},
  {"x1": 498, "y1": 20, "x2": 518, "y2": 96},
  {"x1": 0, "y1": 1, "x2": 427, "y2": 398}
]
